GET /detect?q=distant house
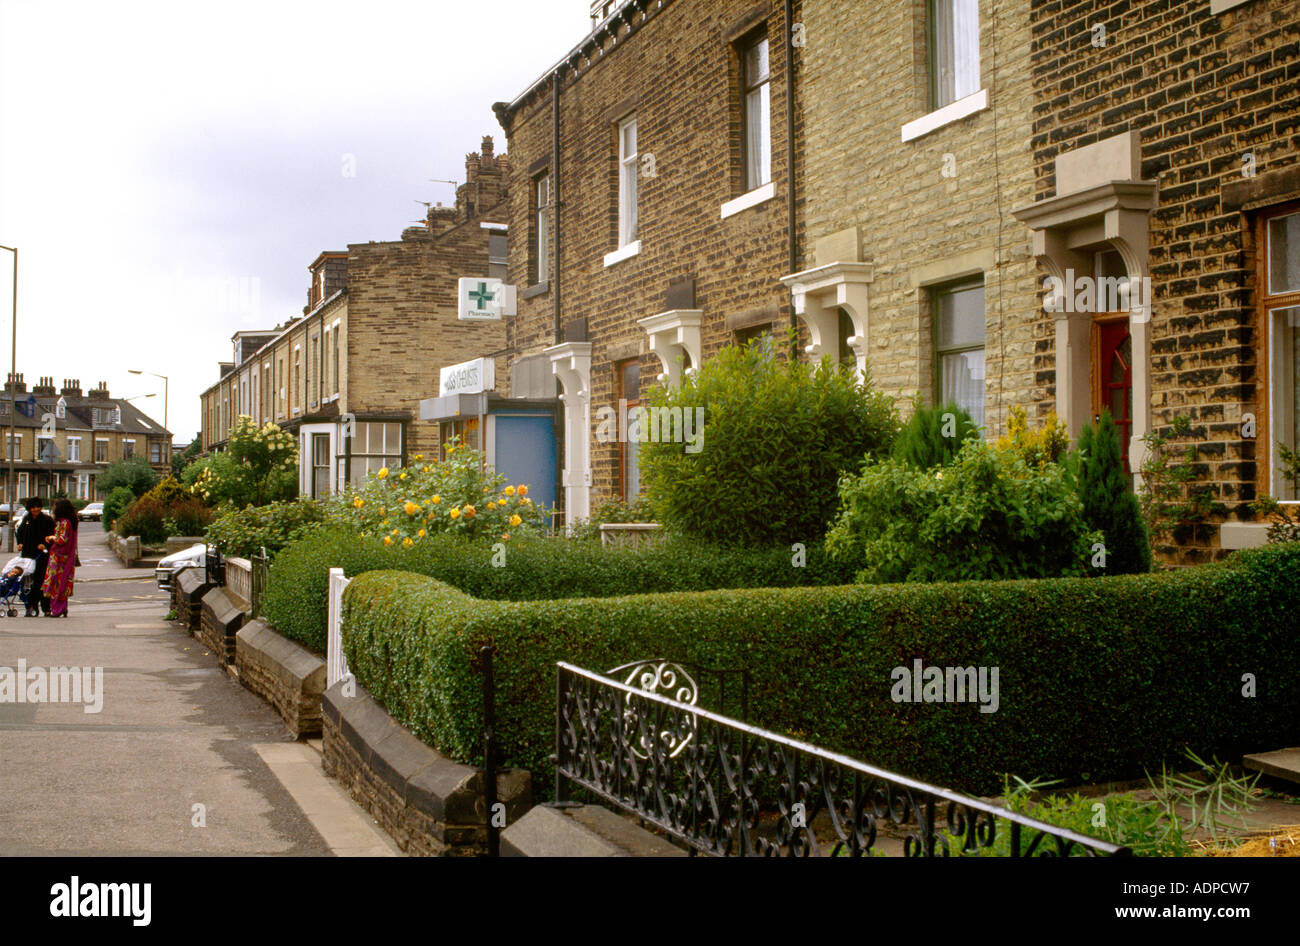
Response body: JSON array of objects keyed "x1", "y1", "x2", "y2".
[
  {"x1": 0, "y1": 374, "x2": 172, "y2": 502},
  {"x1": 199, "y1": 138, "x2": 511, "y2": 498}
]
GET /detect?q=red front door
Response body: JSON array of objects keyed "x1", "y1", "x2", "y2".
[{"x1": 1098, "y1": 320, "x2": 1133, "y2": 473}]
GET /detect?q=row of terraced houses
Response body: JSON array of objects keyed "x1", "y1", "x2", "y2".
[{"x1": 200, "y1": 0, "x2": 1300, "y2": 562}]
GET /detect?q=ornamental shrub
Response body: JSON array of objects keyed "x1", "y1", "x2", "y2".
[
  {"x1": 891, "y1": 400, "x2": 980, "y2": 469},
  {"x1": 185, "y1": 415, "x2": 298, "y2": 508},
  {"x1": 341, "y1": 438, "x2": 550, "y2": 546},
  {"x1": 640, "y1": 336, "x2": 898, "y2": 547},
  {"x1": 1077, "y1": 409, "x2": 1151, "y2": 575},
  {"x1": 102, "y1": 486, "x2": 136, "y2": 531},
  {"x1": 263, "y1": 525, "x2": 854, "y2": 653},
  {"x1": 114, "y1": 496, "x2": 169, "y2": 544},
  {"x1": 162, "y1": 498, "x2": 214, "y2": 538},
  {"x1": 141, "y1": 476, "x2": 191, "y2": 508},
  {"x1": 567, "y1": 496, "x2": 657, "y2": 542},
  {"x1": 205, "y1": 498, "x2": 331, "y2": 559},
  {"x1": 825, "y1": 438, "x2": 1100, "y2": 582},
  {"x1": 996, "y1": 405, "x2": 1071, "y2": 468},
  {"x1": 340, "y1": 541, "x2": 1300, "y2": 797}
]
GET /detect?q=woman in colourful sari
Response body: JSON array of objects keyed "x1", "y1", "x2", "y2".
[{"x1": 41, "y1": 498, "x2": 79, "y2": 617}]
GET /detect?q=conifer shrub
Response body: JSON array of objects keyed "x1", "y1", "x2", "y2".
[
  {"x1": 891, "y1": 400, "x2": 980, "y2": 469},
  {"x1": 1077, "y1": 410, "x2": 1151, "y2": 575}
]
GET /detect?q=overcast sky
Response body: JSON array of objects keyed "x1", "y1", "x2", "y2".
[{"x1": 0, "y1": 0, "x2": 587, "y2": 445}]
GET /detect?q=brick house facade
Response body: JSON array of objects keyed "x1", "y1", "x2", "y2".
[
  {"x1": 1012, "y1": 0, "x2": 1300, "y2": 561},
  {"x1": 791, "y1": 0, "x2": 1039, "y2": 443},
  {"x1": 200, "y1": 139, "x2": 510, "y2": 496},
  {"x1": 2, "y1": 375, "x2": 171, "y2": 503},
  {"x1": 493, "y1": 0, "x2": 802, "y2": 524}
]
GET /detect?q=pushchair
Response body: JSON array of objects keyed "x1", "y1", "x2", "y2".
[{"x1": 0, "y1": 555, "x2": 36, "y2": 617}]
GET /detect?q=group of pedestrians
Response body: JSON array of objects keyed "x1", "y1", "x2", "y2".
[{"x1": 14, "y1": 497, "x2": 79, "y2": 617}]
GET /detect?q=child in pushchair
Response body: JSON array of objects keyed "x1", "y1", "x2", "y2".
[{"x1": 0, "y1": 555, "x2": 36, "y2": 617}]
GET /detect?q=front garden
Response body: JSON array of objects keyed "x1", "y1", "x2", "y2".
[{"x1": 163, "y1": 341, "x2": 1299, "y2": 847}]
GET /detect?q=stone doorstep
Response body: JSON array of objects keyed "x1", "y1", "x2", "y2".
[
  {"x1": 1243, "y1": 748, "x2": 1300, "y2": 786},
  {"x1": 502, "y1": 804, "x2": 687, "y2": 857}
]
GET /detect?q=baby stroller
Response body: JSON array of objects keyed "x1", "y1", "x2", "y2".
[{"x1": 0, "y1": 555, "x2": 35, "y2": 617}]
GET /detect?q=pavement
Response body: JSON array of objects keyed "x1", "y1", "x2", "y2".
[{"x1": 0, "y1": 522, "x2": 400, "y2": 856}]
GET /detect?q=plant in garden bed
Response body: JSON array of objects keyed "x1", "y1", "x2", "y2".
[
  {"x1": 205, "y1": 498, "x2": 331, "y2": 558},
  {"x1": 955, "y1": 749, "x2": 1260, "y2": 857},
  {"x1": 893, "y1": 399, "x2": 981, "y2": 469},
  {"x1": 640, "y1": 332, "x2": 898, "y2": 547},
  {"x1": 1251, "y1": 442, "x2": 1300, "y2": 544},
  {"x1": 1076, "y1": 410, "x2": 1151, "y2": 575},
  {"x1": 341, "y1": 437, "x2": 550, "y2": 546},
  {"x1": 567, "y1": 496, "x2": 656, "y2": 541},
  {"x1": 826, "y1": 438, "x2": 1100, "y2": 582},
  {"x1": 181, "y1": 415, "x2": 298, "y2": 507},
  {"x1": 1138, "y1": 415, "x2": 1217, "y2": 557}
]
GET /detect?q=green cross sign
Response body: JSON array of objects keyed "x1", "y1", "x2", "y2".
[{"x1": 468, "y1": 282, "x2": 496, "y2": 309}]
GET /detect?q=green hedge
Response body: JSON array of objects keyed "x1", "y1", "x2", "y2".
[
  {"x1": 264, "y1": 525, "x2": 854, "y2": 654},
  {"x1": 340, "y1": 542, "x2": 1300, "y2": 796}
]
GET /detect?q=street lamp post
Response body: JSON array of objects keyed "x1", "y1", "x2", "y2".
[
  {"x1": 127, "y1": 369, "x2": 168, "y2": 434},
  {"x1": 0, "y1": 245, "x2": 15, "y2": 553}
]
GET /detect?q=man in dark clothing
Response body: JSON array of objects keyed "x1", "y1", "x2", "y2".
[{"x1": 17, "y1": 498, "x2": 56, "y2": 616}]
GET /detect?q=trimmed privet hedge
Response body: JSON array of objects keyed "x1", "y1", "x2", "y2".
[
  {"x1": 341, "y1": 542, "x2": 1300, "y2": 796},
  {"x1": 263, "y1": 524, "x2": 854, "y2": 653}
]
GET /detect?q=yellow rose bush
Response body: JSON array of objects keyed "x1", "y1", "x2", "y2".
[{"x1": 343, "y1": 436, "x2": 548, "y2": 543}]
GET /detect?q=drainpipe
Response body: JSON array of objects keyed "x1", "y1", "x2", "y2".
[
  {"x1": 785, "y1": 0, "x2": 798, "y2": 353},
  {"x1": 552, "y1": 67, "x2": 563, "y2": 346}
]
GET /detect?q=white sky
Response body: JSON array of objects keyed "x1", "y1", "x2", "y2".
[{"x1": 0, "y1": 0, "x2": 588, "y2": 445}]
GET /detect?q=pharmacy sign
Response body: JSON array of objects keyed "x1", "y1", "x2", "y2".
[{"x1": 457, "y1": 277, "x2": 515, "y2": 321}]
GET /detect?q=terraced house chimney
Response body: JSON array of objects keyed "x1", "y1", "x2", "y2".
[{"x1": 60, "y1": 379, "x2": 82, "y2": 398}]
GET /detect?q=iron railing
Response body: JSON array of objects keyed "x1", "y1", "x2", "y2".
[
  {"x1": 554, "y1": 662, "x2": 1130, "y2": 858},
  {"x1": 250, "y1": 547, "x2": 269, "y2": 618},
  {"x1": 204, "y1": 545, "x2": 225, "y2": 587}
]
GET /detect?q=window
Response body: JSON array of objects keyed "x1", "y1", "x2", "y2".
[
  {"x1": 617, "y1": 114, "x2": 638, "y2": 248},
  {"x1": 310, "y1": 334, "x2": 320, "y2": 406},
  {"x1": 734, "y1": 324, "x2": 774, "y2": 359},
  {"x1": 312, "y1": 433, "x2": 331, "y2": 498},
  {"x1": 95, "y1": 439, "x2": 108, "y2": 463},
  {"x1": 439, "y1": 418, "x2": 480, "y2": 458},
  {"x1": 150, "y1": 441, "x2": 163, "y2": 464},
  {"x1": 1265, "y1": 207, "x2": 1300, "y2": 501},
  {"x1": 742, "y1": 34, "x2": 771, "y2": 192},
  {"x1": 619, "y1": 360, "x2": 641, "y2": 502},
  {"x1": 123, "y1": 438, "x2": 136, "y2": 459},
  {"x1": 332, "y1": 327, "x2": 341, "y2": 396},
  {"x1": 262, "y1": 362, "x2": 272, "y2": 422},
  {"x1": 37, "y1": 436, "x2": 54, "y2": 462},
  {"x1": 348, "y1": 422, "x2": 403, "y2": 489},
  {"x1": 934, "y1": 280, "x2": 986, "y2": 428},
  {"x1": 76, "y1": 472, "x2": 91, "y2": 500},
  {"x1": 293, "y1": 347, "x2": 301, "y2": 414},
  {"x1": 17, "y1": 472, "x2": 28, "y2": 498},
  {"x1": 278, "y1": 358, "x2": 286, "y2": 416},
  {"x1": 5, "y1": 434, "x2": 18, "y2": 460},
  {"x1": 534, "y1": 174, "x2": 552, "y2": 285},
  {"x1": 930, "y1": 0, "x2": 981, "y2": 109},
  {"x1": 68, "y1": 437, "x2": 81, "y2": 462},
  {"x1": 488, "y1": 231, "x2": 508, "y2": 281}
]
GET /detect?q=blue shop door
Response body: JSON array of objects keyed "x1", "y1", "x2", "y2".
[{"x1": 494, "y1": 414, "x2": 557, "y2": 511}]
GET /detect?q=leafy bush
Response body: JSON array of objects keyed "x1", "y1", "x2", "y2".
[
  {"x1": 1251, "y1": 442, "x2": 1300, "y2": 544},
  {"x1": 264, "y1": 525, "x2": 853, "y2": 653},
  {"x1": 640, "y1": 336, "x2": 898, "y2": 547},
  {"x1": 102, "y1": 486, "x2": 136, "y2": 531},
  {"x1": 1139, "y1": 415, "x2": 1218, "y2": 556},
  {"x1": 340, "y1": 541, "x2": 1300, "y2": 796},
  {"x1": 341, "y1": 439, "x2": 549, "y2": 546},
  {"x1": 1077, "y1": 410, "x2": 1150, "y2": 575},
  {"x1": 825, "y1": 438, "x2": 1100, "y2": 582},
  {"x1": 98, "y1": 456, "x2": 160, "y2": 498},
  {"x1": 995, "y1": 405, "x2": 1070, "y2": 468},
  {"x1": 892, "y1": 400, "x2": 980, "y2": 469},
  {"x1": 205, "y1": 499, "x2": 331, "y2": 559},
  {"x1": 184, "y1": 416, "x2": 297, "y2": 508},
  {"x1": 162, "y1": 498, "x2": 214, "y2": 538},
  {"x1": 141, "y1": 476, "x2": 192, "y2": 507},
  {"x1": 114, "y1": 496, "x2": 170, "y2": 544}
]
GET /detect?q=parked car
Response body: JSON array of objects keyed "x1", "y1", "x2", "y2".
[
  {"x1": 155, "y1": 543, "x2": 206, "y2": 592},
  {"x1": 78, "y1": 502, "x2": 104, "y2": 521}
]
